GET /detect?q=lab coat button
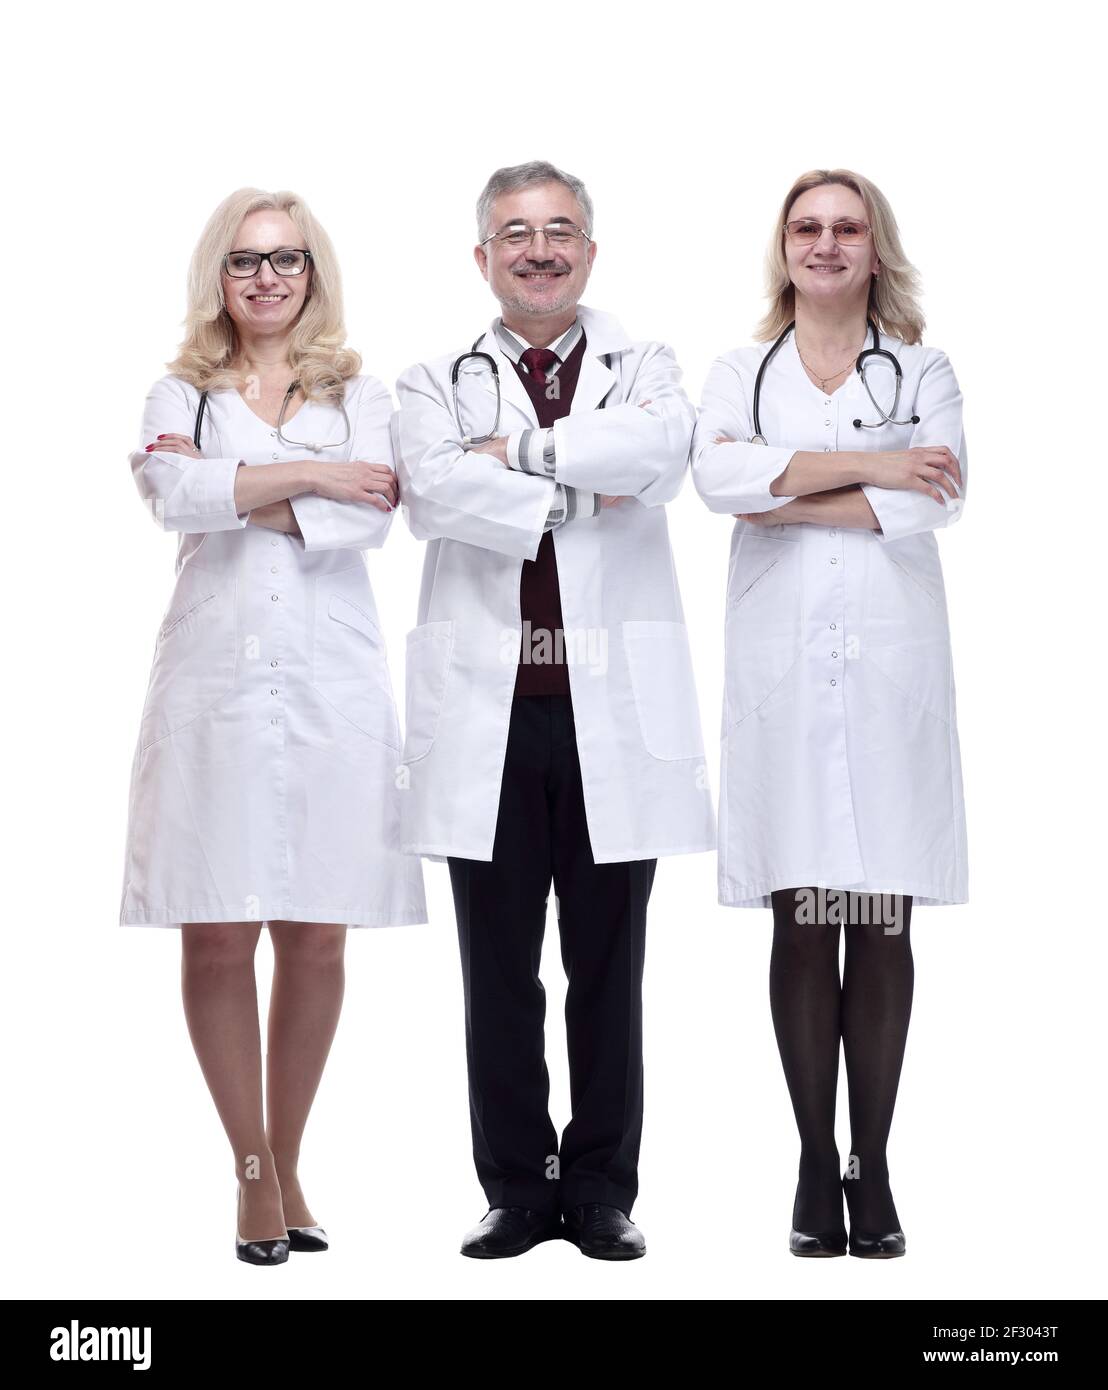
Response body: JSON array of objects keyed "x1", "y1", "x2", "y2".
[
  {"x1": 830, "y1": 679, "x2": 837, "y2": 687},
  {"x1": 270, "y1": 539, "x2": 279, "y2": 546},
  {"x1": 829, "y1": 529, "x2": 837, "y2": 538},
  {"x1": 270, "y1": 566, "x2": 278, "y2": 574},
  {"x1": 824, "y1": 446, "x2": 832, "y2": 452},
  {"x1": 830, "y1": 557, "x2": 838, "y2": 565},
  {"x1": 830, "y1": 623, "x2": 837, "y2": 630},
  {"x1": 832, "y1": 651, "x2": 838, "y2": 658},
  {"x1": 825, "y1": 419, "x2": 831, "y2": 426},
  {"x1": 271, "y1": 453, "x2": 278, "y2": 459},
  {"x1": 270, "y1": 688, "x2": 278, "y2": 696},
  {"x1": 270, "y1": 659, "x2": 278, "y2": 668},
  {"x1": 271, "y1": 593, "x2": 279, "y2": 601}
]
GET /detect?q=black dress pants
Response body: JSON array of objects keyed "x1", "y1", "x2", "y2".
[{"x1": 447, "y1": 693, "x2": 656, "y2": 1217}]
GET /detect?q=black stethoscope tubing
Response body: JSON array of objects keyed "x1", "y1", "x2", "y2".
[
  {"x1": 450, "y1": 339, "x2": 502, "y2": 445},
  {"x1": 750, "y1": 317, "x2": 919, "y2": 443},
  {"x1": 451, "y1": 333, "x2": 612, "y2": 445},
  {"x1": 193, "y1": 382, "x2": 298, "y2": 449},
  {"x1": 192, "y1": 381, "x2": 351, "y2": 451}
]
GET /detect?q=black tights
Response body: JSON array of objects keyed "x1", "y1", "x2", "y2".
[{"x1": 769, "y1": 888, "x2": 914, "y2": 1234}]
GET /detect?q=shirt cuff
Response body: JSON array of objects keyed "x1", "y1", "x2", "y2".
[
  {"x1": 543, "y1": 482, "x2": 566, "y2": 530},
  {"x1": 507, "y1": 427, "x2": 556, "y2": 476},
  {"x1": 574, "y1": 488, "x2": 601, "y2": 518},
  {"x1": 543, "y1": 484, "x2": 601, "y2": 530}
]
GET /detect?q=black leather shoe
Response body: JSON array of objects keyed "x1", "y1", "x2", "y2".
[
  {"x1": 848, "y1": 1228, "x2": 906, "y2": 1258},
  {"x1": 286, "y1": 1224, "x2": 329, "y2": 1252},
  {"x1": 789, "y1": 1227, "x2": 847, "y2": 1257},
  {"x1": 460, "y1": 1206, "x2": 562, "y2": 1258},
  {"x1": 842, "y1": 1172, "x2": 906, "y2": 1257},
  {"x1": 563, "y1": 1204, "x2": 646, "y2": 1260},
  {"x1": 236, "y1": 1189, "x2": 290, "y2": 1266}
]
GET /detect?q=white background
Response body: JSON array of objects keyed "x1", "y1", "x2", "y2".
[{"x1": 2, "y1": 0, "x2": 1104, "y2": 1302}]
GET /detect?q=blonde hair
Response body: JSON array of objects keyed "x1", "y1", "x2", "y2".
[
  {"x1": 167, "y1": 188, "x2": 360, "y2": 403},
  {"x1": 754, "y1": 169, "x2": 925, "y2": 346}
]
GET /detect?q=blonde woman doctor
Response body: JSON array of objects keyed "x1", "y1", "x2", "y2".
[
  {"x1": 120, "y1": 189, "x2": 427, "y2": 1266},
  {"x1": 691, "y1": 169, "x2": 967, "y2": 1260}
]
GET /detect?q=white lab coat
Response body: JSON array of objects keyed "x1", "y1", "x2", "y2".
[
  {"x1": 393, "y1": 303, "x2": 716, "y2": 864},
  {"x1": 691, "y1": 331, "x2": 968, "y2": 907},
  {"x1": 120, "y1": 373, "x2": 428, "y2": 928}
]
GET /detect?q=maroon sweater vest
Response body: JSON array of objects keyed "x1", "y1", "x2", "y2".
[{"x1": 510, "y1": 331, "x2": 588, "y2": 697}]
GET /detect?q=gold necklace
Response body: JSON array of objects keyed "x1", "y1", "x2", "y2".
[{"x1": 795, "y1": 333, "x2": 867, "y2": 391}]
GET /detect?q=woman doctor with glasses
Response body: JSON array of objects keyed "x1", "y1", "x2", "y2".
[
  {"x1": 120, "y1": 188, "x2": 427, "y2": 1266},
  {"x1": 691, "y1": 169, "x2": 968, "y2": 1260}
]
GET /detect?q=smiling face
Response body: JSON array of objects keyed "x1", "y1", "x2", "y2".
[
  {"x1": 221, "y1": 209, "x2": 312, "y2": 340},
  {"x1": 474, "y1": 180, "x2": 596, "y2": 320},
  {"x1": 784, "y1": 183, "x2": 879, "y2": 310}
]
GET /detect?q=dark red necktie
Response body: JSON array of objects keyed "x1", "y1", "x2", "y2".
[{"x1": 520, "y1": 347, "x2": 558, "y2": 384}]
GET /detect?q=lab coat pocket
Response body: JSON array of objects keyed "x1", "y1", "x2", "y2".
[
  {"x1": 621, "y1": 620, "x2": 705, "y2": 761},
  {"x1": 140, "y1": 566, "x2": 237, "y2": 750},
  {"x1": 312, "y1": 589, "x2": 402, "y2": 749},
  {"x1": 863, "y1": 540, "x2": 953, "y2": 726},
  {"x1": 402, "y1": 620, "x2": 455, "y2": 763},
  {"x1": 724, "y1": 534, "x2": 802, "y2": 730}
]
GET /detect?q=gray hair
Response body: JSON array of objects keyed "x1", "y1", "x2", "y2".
[{"x1": 476, "y1": 160, "x2": 594, "y2": 242}]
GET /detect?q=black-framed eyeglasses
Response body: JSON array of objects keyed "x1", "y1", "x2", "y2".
[
  {"x1": 222, "y1": 248, "x2": 313, "y2": 278},
  {"x1": 784, "y1": 219, "x2": 871, "y2": 246},
  {"x1": 480, "y1": 222, "x2": 592, "y2": 249}
]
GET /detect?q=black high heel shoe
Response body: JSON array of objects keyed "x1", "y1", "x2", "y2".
[
  {"x1": 789, "y1": 1226, "x2": 847, "y2": 1257},
  {"x1": 848, "y1": 1229, "x2": 906, "y2": 1257},
  {"x1": 842, "y1": 1174, "x2": 906, "y2": 1258},
  {"x1": 235, "y1": 1187, "x2": 290, "y2": 1266},
  {"x1": 788, "y1": 1174, "x2": 847, "y2": 1256},
  {"x1": 286, "y1": 1224, "x2": 329, "y2": 1252}
]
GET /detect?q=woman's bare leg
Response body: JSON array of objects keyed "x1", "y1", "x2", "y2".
[
  {"x1": 265, "y1": 922, "x2": 347, "y2": 1227},
  {"x1": 181, "y1": 922, "x2": 287, "y2": 1241}
]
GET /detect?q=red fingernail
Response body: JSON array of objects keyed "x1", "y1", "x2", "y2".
[
  {"x1": 156, "y1": 434, "x2": 166, "y2": 439},
  {"x1": 145, "y1": 444, "x2": 155, "y2": 451}
]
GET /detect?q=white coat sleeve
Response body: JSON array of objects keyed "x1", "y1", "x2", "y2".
[
  {"x1": 548, "y1": 343, "x2": 696, "y2": 507},
  {"x1": 690, "y1": 357, "x2": 799, "y2": 514},
  {"x1": 130, "y1": 377, "x2": 249, "y2": 533},
  {"x1": 288, "y1": 377, "x2": 396, "y2": 552},
  {"x1": 859, "y1": 349, "x2": 967, "y2": 543},
  {"x1": 394, "y1": 361, "x2": 556, "y2": 561}
]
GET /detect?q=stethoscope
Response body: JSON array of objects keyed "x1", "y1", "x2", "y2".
[
  {"x1": 450, "y1": 334, "x2": 613, "y2": 446},
  {"x1": 450, "y1": 339, "x2": 502, "y2": 446},
  {"x1": 750, "y1": 317, "x2": 919, "y2": 445},
  {"x1": 192, "y1": 381, "x2": 352, "y2": 452}
]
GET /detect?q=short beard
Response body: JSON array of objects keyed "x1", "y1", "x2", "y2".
[{"x1": 499, "y1": 278, "x2": 577, "y2": 318}]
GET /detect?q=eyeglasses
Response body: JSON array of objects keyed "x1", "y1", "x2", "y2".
[
  {"x1": 481, "y1": 222, "x2": 592, "y2": 249},
  {"x1": 784, "y1": 219, "x2": 871, "y2": 246},
  {"x1": 222, "y1": 248, "x2": 313, "y2": 278}
]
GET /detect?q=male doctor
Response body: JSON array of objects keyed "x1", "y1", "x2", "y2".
[{"x1": 395, "y1": 161, "x2": 714, "y2": 1260}]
